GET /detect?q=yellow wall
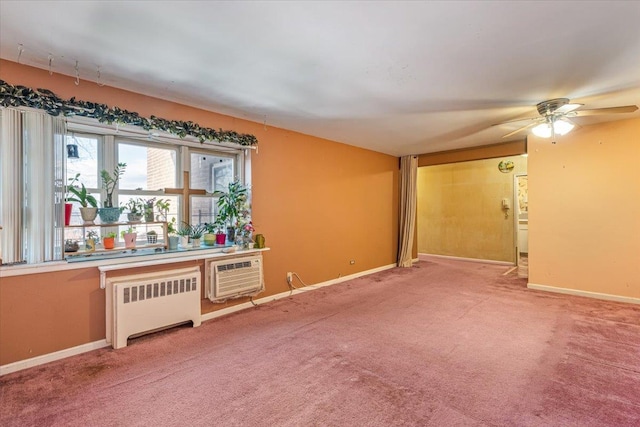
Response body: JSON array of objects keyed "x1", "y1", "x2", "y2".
[
  {"x1": 528, "y1": 118, "x2": 640, "y2": 299},
  {"x1": 417, "y1": 155, "x2": 527, "y2": 262},
  {"x1": 0, "y1": 60, "x2": 399, "y2": 365}
]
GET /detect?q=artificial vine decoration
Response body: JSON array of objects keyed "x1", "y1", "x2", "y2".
[{"x1": 0, "y1": 80, "x2": 258, "y2": 147}]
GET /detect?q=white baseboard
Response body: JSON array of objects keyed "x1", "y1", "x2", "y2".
[
  {"x1": 202, "y1": 263, "x2": 397, "y2": 322},
  {"x1": 418, "y1": 253, "x2": 514, "y2": 266},
  {"x1": 2, "y1": 263, "x2": 398, "y2": 376},
  {"x1": 527, "y1": 283, "x2": 640, "y2": 305},
  {"x1": 0, "y1": 339, "x2": 109, "y2": 376}
]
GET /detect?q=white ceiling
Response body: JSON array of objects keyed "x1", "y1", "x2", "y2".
[{"x1": 1, "y1": 1, "x2": 639, "y2": 156}]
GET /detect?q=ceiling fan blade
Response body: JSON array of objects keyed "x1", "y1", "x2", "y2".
[
  {"x1": 574, "y1": 105, "x2": 638, "y2": 116},
  {"x1": 492, "y1": 116, "x2": 539, "y2": 126},
  {"x1": 555, "y1": 103, "x2": 583, "y2": 114},
  {"x1": 502, "y1": 121, "x2": 539, "y2": 138}
]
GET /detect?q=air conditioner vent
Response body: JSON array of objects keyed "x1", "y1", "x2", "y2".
[{"x1": 206, "y1": 255, "x2": 264, "y2": 302}]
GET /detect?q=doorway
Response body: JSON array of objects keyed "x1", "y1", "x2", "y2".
[{"x1": 514, "y1": 174, "x2": 528, "y2": 278}]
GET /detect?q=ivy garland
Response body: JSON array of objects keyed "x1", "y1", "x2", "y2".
[{"x1": 0, "y1": 80, "x2": 258, "y2": 147}]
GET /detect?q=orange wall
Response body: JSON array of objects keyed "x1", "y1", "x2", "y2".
[
  {"x1": 0, "y1": 60, "x2": 399, "y2": 365},
  {"x1": 528, "y1": 118, "x2": 640, "y2": 298}
]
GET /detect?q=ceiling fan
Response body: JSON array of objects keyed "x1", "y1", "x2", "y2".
[{"x1": 495, "y1": 98, "x2": 638, "y2": 142}]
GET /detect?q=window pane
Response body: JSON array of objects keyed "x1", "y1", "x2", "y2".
[
  {"x1": 191, "y1": 196, "x2": 217, "y2": 226},
  {"x1": 190, "y1": 153, "x2": 234, "y2": 192},
  {"x1": 66, "y1": 135, "x2": 99, "y2": 188},
  {"x1": 119, "y1": 143, "x2": 177, "y2": 190}
]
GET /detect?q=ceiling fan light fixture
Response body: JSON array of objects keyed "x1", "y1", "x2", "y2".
[
  {"x1": 553, "y1": 118, "x2": 574, "y2": 136},
  {"x1": 532, "y1": 122, "x2": 552, "y2": 138}
]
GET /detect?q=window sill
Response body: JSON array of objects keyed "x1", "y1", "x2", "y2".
[{"x1": 0, "y1": 246, "x2": 270, "y2": 278}]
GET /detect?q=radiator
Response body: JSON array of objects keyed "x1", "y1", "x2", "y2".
[
  {"x1": 207, "y1": 255, "x2": 264, "y2": 302},
  {"x1": 105, "y1": 266, "x2": 201, "y2": 349}
]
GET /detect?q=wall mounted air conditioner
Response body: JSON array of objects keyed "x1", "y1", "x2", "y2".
[{"x1": 206, "y1": 255, "x2": 264, "y2": 302}]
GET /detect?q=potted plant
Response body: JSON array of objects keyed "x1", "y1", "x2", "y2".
[
  {"x1": 120, "y1": 226, "x2": 137, "y2": 249},
  {"x1": 177, "y1": 222, "x2": 192, "y2": 248},
  {"x1": 208, "y1": 218, "x2": 227, "y2": 245},
  {"x1": 124, "y1": 198, "x2": 145, "y2": 222},
  {"x1": 64, "y1": 173, "x2": 80, "y2": 226},
  {"x1": 103, "y1": 231, "x2": 117, "y2": 249},
  {"x1": 64, "y1": 239, "x2": 79, "y2": 253},
  {"x1": 85, "y1": 230, "x2": 99, "y2": 252},
  {"x1": 146, "y1": 230, "x2": 158, "y2": 244},
  {"x1": 67, "y1": 184, "x2": 98, "y2": 225},
  {"x1": 99, "y1": 163, "x2": 126, "y2": 223},
  {"x1": 213, "y1": 180, "x2": 248, "y2": 242},
  {"x1": 67, "y1": 180, "x2": 99, "y2": 224},
  {"x1": 189, "y1": 224, "x2": 205, "y2": 248},
  {"x1": 166, "y1": 218, "x2": 179, "y2": 250},
  {"x1": 143, "y1": 198, "x2": 156, "y2": 222},
  {"x1": 203, "y1": 222, "x2": 217, "y2": 246},
  {"x1": 155, "y1": 198, "x2": 170, "y2": 222}
]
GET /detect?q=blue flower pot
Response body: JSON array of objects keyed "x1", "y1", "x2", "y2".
[{"x1": 98, "y1": 207, "x2": 121, "y2": 224}]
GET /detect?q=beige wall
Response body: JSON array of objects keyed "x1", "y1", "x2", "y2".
[
  {"x1": 528, "y1": 118, "x2": 640, "y2": 299},
  {"x1": 417, "y1": 155, "x2": 527, "y2": 262},
  {"x1": 0, "y1": 60, "x2": 399, "y2": 365}
]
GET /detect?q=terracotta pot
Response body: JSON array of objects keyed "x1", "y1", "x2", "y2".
[{"x1": 103, "y1": 236, "x2": 115, "y2": 249}]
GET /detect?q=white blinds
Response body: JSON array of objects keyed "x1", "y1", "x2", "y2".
[
  {"x1": 0, "y1": 108, "x2": 65, "y2": 264},
  {"x1": 0, "y1": 108, "x2": 23, "y2": 264}
]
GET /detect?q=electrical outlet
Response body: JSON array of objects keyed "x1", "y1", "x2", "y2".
[{"x1": 286, "y1": 272, "x2": 293, "y2": 283}]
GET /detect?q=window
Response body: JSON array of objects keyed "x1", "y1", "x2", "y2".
[
  {"x1": 0, "y1": 107, "x2": 247, "y2": 265},
  {"x1": 189, "y1": 151, "x2": 239, "y2": 226}
]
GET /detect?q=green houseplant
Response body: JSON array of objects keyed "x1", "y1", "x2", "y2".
[
  {"x1": 124, "y1": 198, "x2": 145, "y2": 222},
  {"x1": 176, "y1": 221, "x2": 192, "y2": 248},
  {"x1": 166, "y1": 218, "x2": 179, "y2": 250},
  {"x1": 67, "y1": 181, "x2": 98, "y2": 225},
  {"x1": 98, "y1": 163, "x2": 126, "y2": 223},
  {"x1": 213, "y1": 180, "x2": 248, "y2": 242},
  {"x1": 155, "y1": 198, "x2": 170, "y2": 222},
  {"x1": 189, "y1": 224, "x2": 206, "y2": 248}
]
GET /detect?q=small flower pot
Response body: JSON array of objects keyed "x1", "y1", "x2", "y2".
[
  {"x1": 147, "y1": 234, "x2": 158, "y2": 244},
  {"x1": 123, "y1": 233, "x2": 137, "y2": 249},
  {"x1": 215, "y1": 233, "x2": 226, "y2": 245},
  {"x1": 167, "y1": 236, "x2": 179, "y2": 250},
  {"x1": 85, "y1": 238, "x2": 96, "y2": 252},
  {"x1": 103, "y1": 236, "x2": 116, "y2": 249},
  {"x1": 203, "y1": 233, "x2": 216, "y2": 246}
]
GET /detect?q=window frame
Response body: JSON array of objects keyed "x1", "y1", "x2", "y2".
[{"x1": 1, "y1": 111, "x2": 251, "y2": 266}]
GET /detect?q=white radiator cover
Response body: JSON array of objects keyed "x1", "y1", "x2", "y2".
[
  {"x1": 105, "y1": 266, "x2": 201, "y2": 349},
  {"x1": 207, "y1": 255, "x2": 264, "y2": 302}
]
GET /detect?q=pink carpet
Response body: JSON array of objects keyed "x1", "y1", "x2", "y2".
[{"x1": 1, "y1": 258, "x2": 639, "y2": 426}]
